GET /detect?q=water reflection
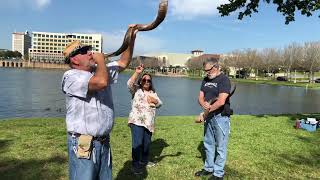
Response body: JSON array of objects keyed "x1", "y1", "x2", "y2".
[{"x1": 0, "y1": 68, "x2": 319, "y2": 119}]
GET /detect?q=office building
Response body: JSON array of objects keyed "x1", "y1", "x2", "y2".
[
  {"x1": 12, "y1": 31, "x2": 32, "y2": 59},
  {"x1": 29, "y1": 32, "x2": 103, "y2": 63}
]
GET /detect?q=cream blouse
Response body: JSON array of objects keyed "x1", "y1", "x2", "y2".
[{"x1": 127, "y1": 78, "x2": 162, "y2": 132}]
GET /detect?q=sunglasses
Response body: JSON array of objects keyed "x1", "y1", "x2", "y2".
[
  {"x1": 142, "y1": 79, "x2": 152, "y2": 83},
  {"x1": 204, "y1": 66, "x2": 213, "y2": 72},
  {"x1": 69, "y1": 48, "x2": 89, "y2": 58},
  {"x1": 204, "y1": 65, "x2": 218, "y2": 72}
]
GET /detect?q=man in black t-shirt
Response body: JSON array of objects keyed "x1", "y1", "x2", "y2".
[{"x1": 195, "y1": 58, "x2": 231, "y2": 180}]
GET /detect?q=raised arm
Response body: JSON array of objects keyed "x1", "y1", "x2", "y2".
[
  {"x1": 118, "y1": 25, "x2": 139, "y2": 72},
  {"x1": 127, "y1": 64, "x2": 144, "y2": 94},
  {"x1": 88, "y1": 52, "x2": 108, "y2": 91}
]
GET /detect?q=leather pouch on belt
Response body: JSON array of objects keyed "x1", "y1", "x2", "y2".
[{"x1": 77, "y1": 135, "x2": 93, "y2": 159}]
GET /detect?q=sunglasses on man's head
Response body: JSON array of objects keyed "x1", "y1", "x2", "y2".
[{"x1": 142, "y1": 79, "x2": 152, "y2": 83}]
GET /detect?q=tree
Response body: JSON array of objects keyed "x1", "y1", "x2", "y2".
[
  {"x1": 282, "y1": 43, "x2": 303, "y2": 80},
  {"x1": 301, "y1": 42, "x2": 320, "y2": 83},
  {"x1": 260, "y1": 48, "x2": 281, "y2": 78},
  {"x1": 13, "y1": 51, "x2": 22, "y2": 58},
  {"x1": 218, "y1": 0, "x2": 320, "y2": 24}
]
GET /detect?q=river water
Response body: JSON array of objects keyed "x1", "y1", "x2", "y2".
[{"x1": 0, "y1": 68, "x2": 319, "y2": 119}]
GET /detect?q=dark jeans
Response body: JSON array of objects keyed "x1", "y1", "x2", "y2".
[{"x1": 130, "y1": 124, "x2": 152, "y2": 169}]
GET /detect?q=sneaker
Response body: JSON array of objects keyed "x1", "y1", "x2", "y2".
[
  {"x1": 194, "y1": 169, "x2": 212, "y2": 177},
  {"x1": 139, "y1": 161, "x2": 156, "y2": 168},
  {"x1": 146, "y1": 161, "x2": 156, "y2": 167}
]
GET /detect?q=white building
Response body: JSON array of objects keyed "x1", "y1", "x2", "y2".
[
  {"x1": 29, "y1": 32, "x2": 103, "y2": 63},
  {"x1": 12, "y1": 31, "x2": 32, "y2": 59},
  {"x1": 144, "y1": 50, "x2": 204, "y2": 67}
]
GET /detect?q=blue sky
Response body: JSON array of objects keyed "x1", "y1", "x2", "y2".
[{"x1": 1, "y1": 0, "x2": 320, "y2": 55}]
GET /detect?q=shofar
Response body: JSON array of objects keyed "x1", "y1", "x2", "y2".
[
  {"x1": 105, "y1": 0, "x2": 168, "y2": 57},
  {"x1": 195, "y1": 85, "x2": 236, "y2": 123}
]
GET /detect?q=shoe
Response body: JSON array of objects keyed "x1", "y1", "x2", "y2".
[
  {"x1": 139, "y1": 161, "x2": 156, "y2": 167},
  {"x1": 132, "y1": 167, "x2": 143, "y2": 175},
  {"x1": 146, "y1": 162, "x2": 156, "y2": 167},
  {"x1": 194, "y1": 169, "x2": 212, "y2": 177},
  {"x1": 208, "y1": 175, "x2": 224, "y2": 180}
]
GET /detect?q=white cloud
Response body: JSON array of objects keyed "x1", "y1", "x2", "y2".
[
  {"x1": 171, "y1": 0, "x2": 229, "y2": 20},
  {"x1": 0, "y1": 0, "x2": 51, "y2": 10},
  {"x1": 34, "y1": 0, "x2": 51, "y2": 9}
]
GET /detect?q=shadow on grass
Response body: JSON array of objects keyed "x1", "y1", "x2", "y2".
[
  {"x1": 115, "y1": 138, "x2": 182, "y2": 180},
  {"x1": 197, "y1": 141, "x2": 205, "y2": 163},
  {"x1": 150, "y1": 139, "x2": 182, "y2": 162},
  {"x1": 0, "y1": 154, "x2": 67, "y2": 180},
  {"x1": 114, "y1": 160, "x2": 148, "y2": 180},
  {"x1": 0, "y1": 140, "x2": 12, "y2": 152}
]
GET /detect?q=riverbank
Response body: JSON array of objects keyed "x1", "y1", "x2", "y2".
[
  {"x1": 122, "y1": 69, "x2": 320, "y2": 89},
  {"x1": 1, "y1": 114, "x2": 319, "y2": 179},
  {"x1": 231, "y1": 78, "x2": 320, "y2": 89}
]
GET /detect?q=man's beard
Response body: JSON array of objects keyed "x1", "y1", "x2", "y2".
[{"x1": 207, "y1": 73, "x2": 218, "y2": 79}]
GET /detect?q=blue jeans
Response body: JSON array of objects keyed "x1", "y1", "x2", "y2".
[
  {"x1": 130, "y1": 124, "x2": 152, "y2": 169},
  {"x1": 67, "y1": 133, "x2": 112, "y2": 180},
  {"x1": 203, "y1": 113, "x2": 230, "y2": 178}
]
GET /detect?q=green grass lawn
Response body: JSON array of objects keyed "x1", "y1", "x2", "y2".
[{"x1": 1, "y1": 115, "x2": 319, "y2": 179}]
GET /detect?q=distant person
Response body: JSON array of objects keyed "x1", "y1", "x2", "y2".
[
  {"x1": 127, "y1": 64, "x2": 162, "y2": 175},
  {"x1": 194, "y1": 58, "x2": 232, "y2": 180},
  {"x1": 61, "y1": 25, "x2": 138, "y2": 180}
]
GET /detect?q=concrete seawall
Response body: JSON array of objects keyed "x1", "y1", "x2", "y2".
[{"x1": 0, "y1": 60, "x2": 69, "y2": 69}]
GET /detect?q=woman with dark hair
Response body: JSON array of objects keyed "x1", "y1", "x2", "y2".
[{"x1": 127, "y1": 64, "x2": 162, "y2": 174}]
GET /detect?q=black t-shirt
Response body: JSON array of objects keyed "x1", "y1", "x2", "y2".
[{"x1": 200, "y1": 73, "x2": 231, "y2": 113}]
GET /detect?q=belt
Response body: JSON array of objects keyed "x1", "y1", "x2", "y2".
[{"x1": 68, "y1": 132, "x2": 108, "y2": 142}]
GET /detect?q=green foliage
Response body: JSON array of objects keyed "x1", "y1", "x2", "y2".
[
  {"x1": 0, "y1": 50, "x2": 22, "y2": 59},
  {"x1": 218, "y1": 0, "x2": 320, "y2": 24},
  {"x1": 1, "y1": 115, "x2": 320, "y2": 179}
]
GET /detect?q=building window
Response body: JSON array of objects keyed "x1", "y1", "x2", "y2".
[{"x1": 50, "y1": 35, "x2": 53, "y2": 38}]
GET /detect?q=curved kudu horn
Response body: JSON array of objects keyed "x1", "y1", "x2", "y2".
[{"x1": 105, "y1": 0, "x2": 168, "y2": 57}]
